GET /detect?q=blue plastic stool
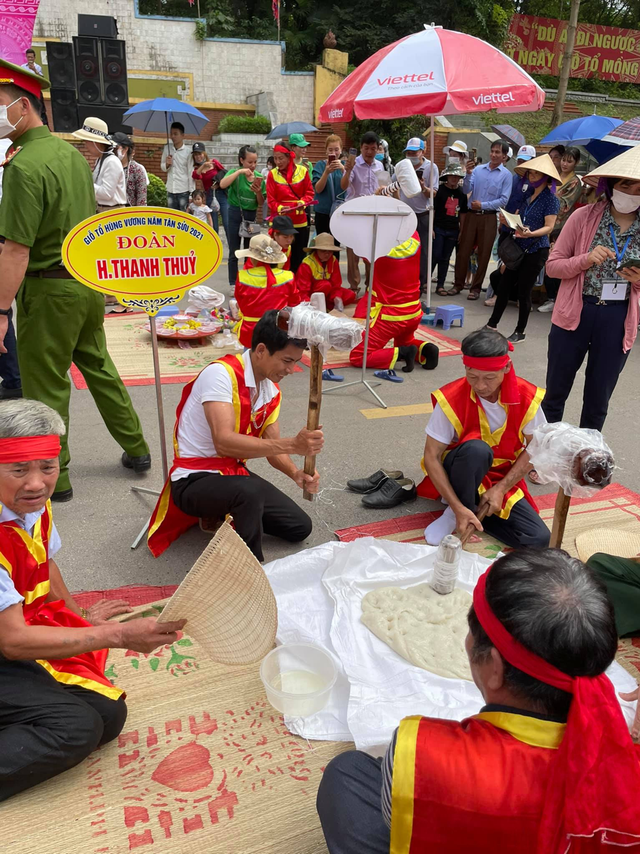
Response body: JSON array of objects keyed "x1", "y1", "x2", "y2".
[
  {"x1": 420, "y1": 312, "x2": 436, "y2": 326},
  {"x1": 433, "y1": 304, "x2": 464, "y2": 330}
]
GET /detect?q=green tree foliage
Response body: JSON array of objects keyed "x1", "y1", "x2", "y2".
[
  {"x1": 218, "y1": 114, "x2": 272, "y2": 132},
  {"x1": 147, "y1": 173, "x2": 168, "y2": 207}
]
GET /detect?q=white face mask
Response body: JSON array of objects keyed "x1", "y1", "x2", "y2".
[
  {"x1": 0, "y1": 98, "x2": 24, "y2": 140},
  {"x1": 407, "y1": 155, "x2": 422, "y2": 167},
  {"x1": 117, "y1": 148, "x2": 126, "y2": 160},
  {"x1": 611, "y1": 188, "x2": 640, "y2": 214}
]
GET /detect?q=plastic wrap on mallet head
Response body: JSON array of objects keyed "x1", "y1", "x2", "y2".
[
  {"x1": 187, "y1": 285, "x2": 225, "y2": 312},
  {"x1": 287, "y1": 303, "x2": 363, "y2": 357},
  {"x1": 527, "y1": 422, "x2": 615, "y2": 497}
]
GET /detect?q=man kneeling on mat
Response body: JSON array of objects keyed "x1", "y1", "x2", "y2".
[
  {"x1": 0, "y1": 400, "x2": 184, "y2": 802},
  {"x1": 148, "y1": 310, "x2": 323, "y2": 561},
  {"x1": 317, "y1": 549, "x2": 640, "y2": 853},
  {"x1": 419, "y1": 327, "x2": 549, "y2": 548}
]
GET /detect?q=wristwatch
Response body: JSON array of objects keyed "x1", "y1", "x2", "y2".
[{"x1": 0, "y1": 308, "x2": 10, "y2": 316}]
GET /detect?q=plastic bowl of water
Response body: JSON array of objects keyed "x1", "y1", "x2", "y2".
[{"x1": 260, "y1": 643, "x2": 337, "y2": 717}]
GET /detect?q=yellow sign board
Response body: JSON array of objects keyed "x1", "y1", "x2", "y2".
[{"x1": 62, "y1": 206, "x2": 223, "y2": 315}]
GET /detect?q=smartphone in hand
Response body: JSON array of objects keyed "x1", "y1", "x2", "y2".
[{"x1": 616, "y1": 257, "x2": 640, "y2": 271}]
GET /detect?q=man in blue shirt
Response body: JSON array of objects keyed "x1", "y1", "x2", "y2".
[{"x1": 449, "y1": 141, "x2": 512, "y2": 300}]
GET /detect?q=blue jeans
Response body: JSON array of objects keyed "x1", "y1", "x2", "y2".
[
  {"x1": 227, "y1": 205, "x2": 256, "y2": 286},
  {"x1": 431, "y1": 226, "x2": 459, "y2": 289},
  {"x1": 167, "y1": 191, "x2": 189, "y2": 211},
  {"x1": 216, "y1": 189, "x2": 229, "y2": 239},
  {"x1": 0, "y1": 308, "x2": 21, "y2": 390}
]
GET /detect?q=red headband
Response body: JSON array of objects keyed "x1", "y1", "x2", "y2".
[
  {"x1": 462, "y1": 343, "x2": 519, "y2": 404},
  {"x1": 473, "y1": 568, "x2": 640, "y2": 852},
  {"x1": 0, "y1": 435, "x2": 61, "y2": 464},
  {"x1": 274, "y1": 144, "x2": 295, "y2": 158}
]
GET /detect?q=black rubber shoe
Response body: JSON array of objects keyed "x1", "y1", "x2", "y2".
[
  {"x1": 398, "y1": 344, "x2": 418, "y2": 373},
  {"x1": 121, "y1": 452, "x2": 152, "y2": 473},
  {"x1": 51, "y1": 488, "x2": 73, "y2": 503},
  {"x1": 361, "y1": 478, "x2": 417, "y2": 509},
  {"x1": 346, "y1": 469, "x2": 404, "y2": 495}
]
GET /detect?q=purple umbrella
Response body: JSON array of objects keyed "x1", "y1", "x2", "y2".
[{"x1": 491, "y1": 124, "x2": 525, "y2": 149}]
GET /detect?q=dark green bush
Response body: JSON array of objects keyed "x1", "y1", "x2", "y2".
[
  {"x1": 147, "y1": 173, "x2": 168, "y2": 207},
  {"x1": 218, "y1": 114, "x2": 271, "y2": 134}
]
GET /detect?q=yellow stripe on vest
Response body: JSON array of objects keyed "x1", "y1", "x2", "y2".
[
  {"x1": 11, "y1": 520, "x2": 46, "y2": 566},
  {"x1": 23, "y1": 579, "x2": 50, "y2": 604},
  {"x1": 474, "y1": 711, "x2": 565, "y2": 749},
  {"x1": 390, "y1": 716, "x2": 422, "y2": 854},
  {"x1": 37, "y1": 659, "x2": 124, "y2": 701},
  {"x1": 387, "y1": 237, "x2": 420, "y2": 259},
  {"x1": 0, "y1": 550, "x2": 12, "y2": 577}
]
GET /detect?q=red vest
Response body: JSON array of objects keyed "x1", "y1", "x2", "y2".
[
  {"x1": 419, "y1": 376, "x2": 544, "y2": 518},
  {"x1": 148, "y1": 353, "x2": 281, "y2": 556},
  {"x1": 234, "y1": 262, "x2": 298, "y2": 348},
  {"x1": 390, "y1": 713, "x2": 565, "y2": 854},
  {"x1": 1, "y1": 503, "x2": 122, "y2": 699},
  {"x1": 391, "y1": 713, "x2": 640, "y2": 854},
  {"x1": 354, "y1": 234, "x2": 422, "y2": 323}
]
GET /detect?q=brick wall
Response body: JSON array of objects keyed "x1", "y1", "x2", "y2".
[{"x1": 70, "y1": 138, "x2": 166, "y2": 180}]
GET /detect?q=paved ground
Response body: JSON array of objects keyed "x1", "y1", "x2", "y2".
[{"x1": 55, "y1": 254, "x2": 640, "y2": 593}]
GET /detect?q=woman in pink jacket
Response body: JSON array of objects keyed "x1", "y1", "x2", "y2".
[{"x1": 543, "y1": 149, "x2": 640, "y2": 431}]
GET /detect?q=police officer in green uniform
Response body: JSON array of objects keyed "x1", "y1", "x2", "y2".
[{"x1": 0, "y1": 58, "x2": 150, "y2": 500}]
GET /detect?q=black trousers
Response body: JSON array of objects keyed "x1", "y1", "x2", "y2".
[
  {"x1": 431, "y1": 226, "x2": 459, "y2": 289},
  {"x1": 542, "y1": 296, "x2": 630, "y2": 431},
  {"x1": 290, "y1": 225, "x2": 310, "y2": 273},
  {"x1": 415, "y1": 212, "x2": 431, "y2": 288},
  {"x1": 0, "y1": 659, "x2": 127, "y2": 802},
  {"x1": 317, "y1": 751, "x2": 390, "y2": 854},
  {"x1": 444, "y1": 440, "x2": 550, "y2": 549},
  {"x1": 314, "y1": 212, "x2": 334, "y2": 239},
  {"x1": 227, "y1": 205, "x2": 256, "y2": 286},
  {"x1": 171, "y1": 470, "x2": 312, "y2": 561},
  {"x1": 543, "y1": 274, "x2": 560, "y2": 301},
  {"x1": 488, "y1": 247, "x2": 549, "y2": 334}
]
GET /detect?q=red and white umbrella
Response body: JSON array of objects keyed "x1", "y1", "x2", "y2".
[
  {"x1": 319, "y1": 25, "x2": 544, "y2": 122},
  {"x1": 320, "y1": 25, "x2": 544, "y2": 310}
]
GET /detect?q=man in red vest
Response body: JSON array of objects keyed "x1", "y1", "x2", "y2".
[
  {"x1": 148, "y1": 310, "x2": 323, "y2": 561},
  {"x1": 349, "y1": 233, "x2": 439, "y2": 373},
  {"x1": 317, "y1": 549, "x2": 640, "y2": 854},
  {"x1": 0, "y1": 399, "x2": 184, "y2": 801},
  {"x1": 419, "y1": 326, "x2": 549, "y2": 548}
]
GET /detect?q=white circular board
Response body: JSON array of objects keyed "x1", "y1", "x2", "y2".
[{"x1": 330, "y1": 196, "x2": 417, "y2": 261}]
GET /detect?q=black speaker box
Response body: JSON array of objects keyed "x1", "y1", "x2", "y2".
[
  {"x1": 73, "y1": 36, "x2": 102, "y2": 105},
  {"x1": 46, "y1": 42, "x2": 75, "y2": 89},
  {"x1": 77, "y1": 104, "x2": 132, "y2": 136},
  {"x1": 78, "y1": 15, "x2": 118, "y2": 38},
  {"x1": 50, "y1": 88, "x2": 79, "y2": 134},
  {"x1": 100, "y1": 39, "x2": 128, "y2": 106}
]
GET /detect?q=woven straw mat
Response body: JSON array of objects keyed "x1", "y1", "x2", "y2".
[
  {"x1": 158, "y1": 518, "x2": 277, "y2": 665},
  {"x1": 3, "y1": 602, "x2": 348, "y2": 854}
]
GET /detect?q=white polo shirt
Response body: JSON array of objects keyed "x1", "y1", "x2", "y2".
[
  {"x1": 172, "y1": 352, "x2": 279, "y2": 481},
  {"x1": 0, "y1": 504, "x2": 62, "y2": 613}
]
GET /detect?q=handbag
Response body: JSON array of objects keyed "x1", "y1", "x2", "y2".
[
  {"x1": 497, "y1": 232, "x2": 525, "y2": 271},
  {"x1": 239, "y1": 213, "x2": 261, "y2": 239}
]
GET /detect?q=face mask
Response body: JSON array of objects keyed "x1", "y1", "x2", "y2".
[
  {"x1": 0, "y1": 98, "x2": 23, "y2": 140},
  {"x1": 407, "y1": 155, "x2": 422, "y2": 166},
  {"x1": 528, "y1": 175, "x2": 547, "y2": 188},
  {"x1": 375, "y1": 153, "x2": 385, "y2": 161},
  {"x1": 447, "y1": 155, "x2": 461, "y2": 164},
  {"x1": 612, "y1": 188, "x2": 640, "y2": 214},
  {"x1": 117, "y1": 149, "x2": 126, "y2": 160}
]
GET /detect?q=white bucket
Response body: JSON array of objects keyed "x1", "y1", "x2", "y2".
[{"x1": 260, "y1": 643, "x2": 337, "y2": 718}]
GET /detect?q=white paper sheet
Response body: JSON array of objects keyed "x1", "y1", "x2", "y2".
[{"x1": 265, "y1": 538, "x2": 639, "y2": 753}]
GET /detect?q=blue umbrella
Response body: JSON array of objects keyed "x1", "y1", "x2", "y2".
[
  {"x1": 266, "y1": 121, "x2": 318, "y2": 140},
  {"x1": 540, "y1": 115, "x2": 623, "y2": 147},
  {"x1": 123, "y1": 98, "x2": 209, "y2": 141}
]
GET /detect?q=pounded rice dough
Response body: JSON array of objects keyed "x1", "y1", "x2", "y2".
[{"x1": 361, "y1": 584, "x2": 473, "y2": 680}]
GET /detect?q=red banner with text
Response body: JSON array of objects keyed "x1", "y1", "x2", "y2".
[{"x1": 505, "y1": 14, "x2": 640, "y2": 84}]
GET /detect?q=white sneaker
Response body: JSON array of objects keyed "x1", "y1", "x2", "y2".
[{"x1": 538, "y1": 299, "x2": 555, "y2": 313}]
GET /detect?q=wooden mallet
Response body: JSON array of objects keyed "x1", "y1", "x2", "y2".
[{"x1": 278, "y1": 306, "x2": 364, "y2": 501}]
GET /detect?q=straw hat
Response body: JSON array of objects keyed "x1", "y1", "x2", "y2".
[
  {"x1": 235, "y1": 233, "x2": 287, "y2": 265},
  {"x1": 582, "y1": 145, "x2": 640, "y2": 188},
  {"x1": 514, "y1": 153, "x2": 561, "y2": 182},
  {"x1": 443, "y1": 140, "x2": 469, "y2": 156},
  {"x1": 304, "y1": 232, "x2": 342, "y2": 253},
  {"x1": 576, "y1": 527, "x2": 640, "y2": 564},
  {"x1": 72, "y1": 116, "x2": 114, "y2": 145},
  {"x1": 157, "y1": 519, "x2": 277, "y2": 666}
]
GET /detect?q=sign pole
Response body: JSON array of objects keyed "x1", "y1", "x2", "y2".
[
  {"x1": 324, "y1": 208, "x2": 412, "y2": 409},
  {"x1": 149, "y1": 321, "x2": 169, "y2": 481}
]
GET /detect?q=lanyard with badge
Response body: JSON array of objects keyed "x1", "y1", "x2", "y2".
[{"x1": 600, "y1": 224, "x2": 631, "y2": 303}]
